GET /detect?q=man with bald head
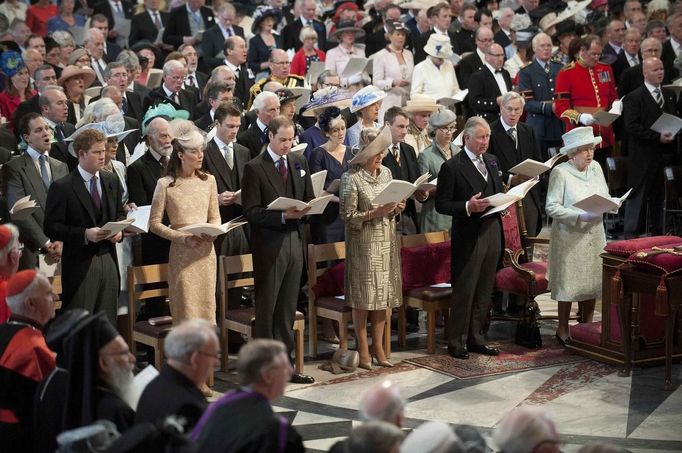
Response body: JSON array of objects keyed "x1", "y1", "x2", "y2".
[
  {"x1": 618, "y1": 37, "x2": 667, "y2": 96},
  {"x1": 247, "y1": 49, "x2": 304, "y2": 109},
  {"x1": 468, "y1": 43, "x2": 512, "y2": 123},
  {"x1": 623, "y1": 57, "x2": 680, "y2": 238},
  {"x1": 457, "y1": 26, "x2": 494, "y2": 89}
]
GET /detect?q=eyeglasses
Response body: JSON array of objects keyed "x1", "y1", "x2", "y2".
[
  {"x1": 438, "y1": 126, "x2": 456, "y2": 132},
  {"x1": 198, "y1": 350, "x2": 222, "y2": 360}
]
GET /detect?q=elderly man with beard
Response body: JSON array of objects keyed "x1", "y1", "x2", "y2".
[{"x1": 58, "y1": 312, "x2": 135, "y2": 434}]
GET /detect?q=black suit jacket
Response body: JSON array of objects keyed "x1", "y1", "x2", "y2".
[
  {"x1": 488, "y1": 120, "x2": 544, "y2": 233},
  {"x1": 143, "y1": 86, "x2": 199, "y2": 120},
  {"x1": 435, "y1": 151, "x2": 504, "y2": 280},
  {"x1": 232, "y1": 63, "x2": 254, "y2": 107},
  {"x1": 200, "y1": 24, "x2": 244, "y2": 58},
  {"x1": 282, "y1": 18, "x2": 327, "y2": 52},
  {"x1": 382, "y1": 142, "x2": 421, "y2": 229},
  {"x1": 118, "y1": 116, "x2": 141, "y2": 164},
  {"x1": 413, "y1": 29, "x2": 457, "y2": 64},
  {"x1": 202, "y1": 139, "x2": 249, "y2": 223},
  {"x1": 611, "y1": 52, "x2": 641, "y2": 85},
  {"x1": 237, "y1": 122, "x2": 267, "y2": 159},
  {"x1": 104, "y1": 41, "x2": 123, "y2": 62},
  {"x1": 456, "y1": 51, "x2": 484, "y2": 89},
  {"x1": 194, "y1": 112, "x2": 214, "y2": 132},
  {"x1": 661, "y1": 39, "x2": 681, "y2": 81},
  {"x1": 602, "y1": 42, "x2": 621, "y2": 58},
  {"x1": 624, "y1": 85, "x2": 680, "y2": 189},
  {"x1": 241, "y1": 150, "x2": 314, "y2": 269},
  {"x1": 126, "y1": 151, "x2": 170, "y2": 265},
  {"x1": 49, "y1": 122, "x2": 78, "y2": 171},
  {"x1": 44, "y1": 169, "x2": 126, "y2": 304},
  {"x1": 467, "y1": 67, "x2": 512, "y2": 123},
  {"x1": 494, "y1": 30, "x2": 512, "y2": 49},
  {"x1": 163, "y1": 5, "x2": 215, "y2": 49},
  {"x1": 129, "y1": 9, "x2": 169, "y2": 44},
  {"x1": 617, "y1": 64, "x2": 672, "y2": 98},
  {"x1": 2, "y1": 153, "x2": 69, "y2": 267},
  {"x1": 13, "y1": 95, "x2": 40, "y2": 138},
  {"x1": 452, "y1": 28, "x2": 475, "y2": 55},
  {"x1": 92, "y1": 0, "x2": 134, "y2": 31},
  {"x1": 132, "y1": 82, "x2": 151, "y2": 101}
]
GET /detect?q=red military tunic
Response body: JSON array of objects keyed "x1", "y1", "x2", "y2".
[{"x1": 553, "y1": 59, "x2": 618, "y2": 149}]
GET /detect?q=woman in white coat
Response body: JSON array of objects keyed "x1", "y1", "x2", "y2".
[
  {"x1": 372, "y1": 21, "x2": 414, "y2": 123},
  {"x1": 410, "y1": 33, "x2": 461, "y2": 101}
]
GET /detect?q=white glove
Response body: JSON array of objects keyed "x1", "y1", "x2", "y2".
[
  {"x1": 579, "y1": 212, "x2": 602, "y2": 223},
  {"x1": 579, "y1": 113, "x2": 595, "y2": 126}
]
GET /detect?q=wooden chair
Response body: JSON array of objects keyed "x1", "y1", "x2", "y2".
[
  {"x1": 307, "y1": 241, "x2": 352, "y2": 358},
  {"x1": 397, "y1": 231, "x2": 451, "y2": 354},
  {"x1": 606, "y1": 156, "x2": 629, "y2": 235},
  {"x1": 126, "y1": 264, "x2": 171, "y2": 369},
  {"x1": 662, "y1": 166, "x2": 682, "y2": 234},
  {"x1": 218, "y1": 254, "x2": 305, "y2": 374},
  {"x1": 51, "y1": 275, "x2": 62, "y2": 310}
]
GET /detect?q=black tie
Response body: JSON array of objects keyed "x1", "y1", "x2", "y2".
[
  {"x1": 159, "y1": 156, "x2": 168, "y2": 169},
  {"x1": 55, "y1": 123, "x2": 65, "y2": 141},
  {"x1": 261, "y1": 127, "x2": 269, "y2": 143},
  {"x1": 544, "y1": 63, "x2": 550, "y2": 74}
]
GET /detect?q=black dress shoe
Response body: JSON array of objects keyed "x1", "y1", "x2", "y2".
[
  {"x1": 468, "y1": 344, "x2": 500, "y2": 356},
  {"x1": 290, "y1": 373, "x2": 315, "y2": 384},
  {"x1": 447, "y1": 346, "x2": 469, "y2": 359}
]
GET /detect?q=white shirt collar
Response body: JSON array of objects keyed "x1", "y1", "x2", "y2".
[
  {"x1": 44, "y1": 117, "x2": 57, "y2": 128},
  {"x1": 476, "y1": 48, "x2": 486, "y2": 62},
  {"x1": 484, "y1": 62, "x2": 499, "y2": 75},
  {"x1": 147, "y1": 7, "x2": 159, "y2": 18},
  {"x1": 77, "y1": 165, "x2": 99, "y2": 182},
  {"x1": 500, "y1": 117, "x2": 515, "y2": 132},
  {"x1": 214, "y1": 135, "x2": 232, "y2": 149},
  {"x1": 224, "y1": 60, "x2": 239, "y2": 72},
  {"x1": 256, "y1": 118, "x2": 268, "y2": 133},
  {"x1": 148, "y1": 147, "x2": 163, "y2": 162},
  {"x1": 163, "y1": 85, "x2": 175, "y2": 97},
  {"x1": 26, "y1": 146, "x2": 48, "y2": 160},
  {"x1": 609, "y1": 42, "x2": 622, "y2": 53},
  {"x1": 464, "y1": 147, "x2": 480, "y2": 161},
  {"x1": 433, "y1": 26, "x2": 447, "y2": 35},
  {"x1": 267, "y1": 146, "x2": 286, "y2": 164},
  {"x1": 644, "y1": 81, "x2": 660, "y2": 94}
]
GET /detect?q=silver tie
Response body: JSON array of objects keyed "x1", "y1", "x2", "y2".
[
  {"x1": 223, "y1": 145, "x2": 233, "y2": 169},
  {"x1": 475, "y1": 156, "x2": 487, "y2": 178}
]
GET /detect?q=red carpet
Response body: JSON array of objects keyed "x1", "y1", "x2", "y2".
[{"x1": 403, "y1": 336, "x2": 587, "y2": 379}]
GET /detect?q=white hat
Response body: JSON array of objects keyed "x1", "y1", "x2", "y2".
[
  {"x1": 404, "y1": 94, "x2": 439, "y2": 113},
  {"x1": 65, "y1": 115, "x2": 137, "y2": 156},
  {"x1": 559, "y1": 126, "x2": 602, "y2": 155},
  {"x1": 423, "y1": 33, "x2": 453, "y2": 59},
  {"x1": 401, "y1": 421, "x2": 461, "y2": 453},
  {"x1": 350, "y1": 85, "x2": 386, "y2": 113}
]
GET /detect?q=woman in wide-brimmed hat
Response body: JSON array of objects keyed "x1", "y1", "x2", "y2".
[
  {"x1": 340, "y1": 126, "x2": 404, "y2": 370},
  {"x1": 59, "y1": 65, "x2": 96, "y2": 124},
  {"x1": 546, "y1": 127, "x2": 608, "y2": 345},
  {"x1": 346, "y1": 85, "x2": 386, "y2": 150},
  {"x1": 0, "y1": 51, "x2": 35, "y2": 133},
  {"x1": 325, "y1": 21, "x2": 366, "y2": 86},
  {"x1": 300, "y1": 86, "x2": 352, "y2": 154},
  {"x1": 418, "y1": 108, "x2": 458, "y2": 233},
  {"x1": 247, "y1": 6, "x2": 283, "y2": 79},
  {"x1": 372, "y1": 21, "x2": 414, "y2": 123},
  {"x1": 403, "y1": 94, "x2": 439, "y2": 153},
  {"x1": 411, "y1": 33, "x2": 461, "y2": 101}
]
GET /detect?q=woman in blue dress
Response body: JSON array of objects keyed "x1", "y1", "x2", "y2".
[{"x1": 47, "y1": 0, "x2": 86, "y2": 34}]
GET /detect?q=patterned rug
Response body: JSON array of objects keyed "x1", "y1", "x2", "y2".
[{"x1": 403, "y1": 336, "x2": 587, "y2": 379}]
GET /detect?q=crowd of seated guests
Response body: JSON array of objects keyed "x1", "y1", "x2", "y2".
[{"x1": 0, "y1": 0, "x2": 679, "y2": 450}]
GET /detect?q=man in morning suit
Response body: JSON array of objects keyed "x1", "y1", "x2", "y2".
[
  {"x1": 382, "y1": 107, "x2": 428, "y2": 235},
  {"x1": 143, "y1": 60, "x2": 199, "y2": 119},
  {"x1": 90, "y1": 15, "x2": 123, "y2": 62},
  {"x1": 162, "y1": 0, "x2": 215, "y2": 50},
  {"x1": 39, "y1": 86, "x2": 77, "y2": 170},
  {"x1": 13, "y1": 65, "x2": 57, "y2": 139},
  {"x1": 282, "y1": 0, "x2": 327, "y2": 52},
  {"x1": 103, "y1": 62, "x2": 143, "y2": 121},
  {"x1": 194, "y1": 83, "x2": 234, "y2": 132},
  {"x1": 241, "y1": 115, "x2": 315, "y2": 384},
  {"x1": 488, "y1": 92, "x2": 544, "y2": 237},
  {"x1": 201, "y1": 2, "x2": 244, "y2": 59},
  {"x1": 617, "y1": 38, "x2": 665, "y2": 97},
  {"x1": 136, "y1": 319, "x2": 215, "y2": 431},
  {"x1": 92, "y1": 0, "x2": 134, "y2": 45},
  {"x1": 44, "y1": 128, "x2": 126, "y2": 325},
  {"x1": 468, "y1": 43, "x2": 512, "y2": 123},
  {"x1": 221, "y1": 36, "x2": 254, "y2": 107},
  {"x1": 623, "y1": 58, "x2": 680, "y2": 238},
  {"x1": 129, "y1": 0, "x2": 170, "y2": 49},
  {"x1": 237, "y1": 91, "x2": 280, "y2": 159},
  {"x1": 3, "y1": 113, "x2": 69, "y2": 270},
  {"x1": 435, "y1": 117, "x2": 503, "y2": 359},
  {"x1": 364, "y1": 4, "x2": 411, "y2": 57},
  {"x1": 456, "y1": 26, "x2": 493, "y2": 90},
  {"x1": 518, "y1": 33, "x2": 564, "y2": 160},
  {"x1": 202, "y1": 101, "x2": 250, "y2": 257},
  {"x1": 412, "y1": 2, "x2": 457, "y2": 64},
  {"x1": 661, "y1": 12, "x2": 682, "y2": 81}
]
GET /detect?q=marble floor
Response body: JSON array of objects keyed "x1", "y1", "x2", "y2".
[{"x1": 211, "y1": 297, "x2": 682, "y2": 453}]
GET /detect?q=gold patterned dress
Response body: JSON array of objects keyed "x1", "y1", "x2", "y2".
[
  {"x1": 340, "y1": 165, "x2": 402, "y2": 310},
  {"x1": 149, "y1": 174, "x2": 221, "y2": 324}
]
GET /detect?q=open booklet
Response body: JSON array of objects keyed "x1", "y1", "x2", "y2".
[
  {"x1": 371, "y1": 173, "x2": 435, "y2": 205},
  {"x1": 509, "y1": 154, "x2": 564, "y2": 178},
  {"x1": 438, "y1": 90, "x2": 469, "y2": 107},
  {"x1": 650, "y1": 112, "x2": 682, "y2": 136},
  {"x1": 592, "y1": 99, "x2": 623, "y2": 127},
  {"x1": 482, "y1": 178, "x2": 540, "y2": 217},
  {"x1": 178, "y1": 216, "x2": 248, "y2": 237},
  {"x1": 101, "y1": 218, "x2": 135, "y2": 238},
  {"x1": 125, "y1": 205, "x2": 151, "y2": 234},
  {"x1": 311, "y1": 170, "x2": 327, "y2": 198},
  {"x1": 267, "y1": 194, "x2": 334, "y2": 216},
  {"x1": 573, "y1": 188, "x2": 632, "y2": 215},
  {"x1": 289, "y1": 143, "x2": 308, "y2": 156},
  {"x1": 128, "y1": 365, "x2": 159, "y2": 411},
  {"x1": 10, "y1": 196, "x2": 38, "y2": 220}
]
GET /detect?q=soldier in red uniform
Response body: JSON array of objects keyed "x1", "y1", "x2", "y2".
[{"x1": 554, "y1": 35, "x2": 618, "y2": 170}]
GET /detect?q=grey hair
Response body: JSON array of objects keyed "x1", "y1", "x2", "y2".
[
  {"x1": 253, "y1": 91, "x2": 280, "y2": 111},
  {"x1": 0, "y1": 224, "x2": 20, "y2": 264},
  {"x1": 104, "y1": 61, "x2": 126, "y2": 79},
  {"x1": 77, "y1": 98, "x2": 119, "y2": 127},
  {"x1": 237, "y1": 339, "x2": 287, "y2": 386},
  {"x1": 5, "y1": 270, "x2": 43, "y2": 314},
  {"x1": 51, "y1": 30, "x2": 75, "y2": 47},
  {"x1": 531, "y1": 32, "x2": 551, "y2": 51},
  {"x1": 359, "y1": 385, "x2": 405, "y2": 424},
  {"x1": 462, "y1": 116, "x2": 490, "y2": 142},
  {"x1": 210, "y1": 65, "x2": 235, "y2": 80},
  {"x1": 345, "y1": 421, "x2": 404, "y2": 453},
  {"x1": 163, "y1": 59, "x2": 184, "y2": 76},
  {"x1": 163, "y1": 319, "x2": 217, "y2": 361},
  {"x1": 500, "y1": 91, "x2": 525, "y2": 108},
  {"x1": 84, "y1": 27, "x2": 103, "y2": 44},
  {"x1": 216, "y1": 2, "x2": 236, "y2": 15},
  {"x1": 493, "y1": 406, "x2": 559, "y2": 453},
  {"x1": 116, "y1": 50, "x2": 140, "y2": 71},
  {"x1": 317, "y1": 69, "x2": 338, "y2": 86}
]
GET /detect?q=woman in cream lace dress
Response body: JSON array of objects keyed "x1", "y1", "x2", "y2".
[{"x1": 149, "y1": 120, "x2": 220, "y2": 324}]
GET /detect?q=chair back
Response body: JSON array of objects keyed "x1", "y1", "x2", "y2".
[
  {"x1": 400, "y1": 231, "x2": 451, "y2": 290},
  {"x1": 500, "y1": 204, "x2": 524, "y2": 265},
  {"x1": 400, "y1": 230, "x2": 449, "y2": 248},
  {"x1": 51, "y1": 275, "x2": 62, "y2": 310},
  {"x1": 664, "y1": 166, "x2": 682, "y2": 210},
  {"x1": 307, "y1": 241, "x2": 345, "y2": 299},
  {"x1": 606, "y1": 156, "x2": 629, "y2": 195},
  {"x1": 126, "y1": 264, "x2": 170, "y2": 351}
]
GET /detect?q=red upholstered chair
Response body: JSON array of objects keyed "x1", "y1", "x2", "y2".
[
  {"x1": 398, "y1": 231, "x2": 451, "y2": 354},
  {"x1": 493, "y1": 201, "x2": 549, "y2": 347}
]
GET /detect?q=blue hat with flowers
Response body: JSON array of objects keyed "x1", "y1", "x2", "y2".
[{"x1": 0, "y1": 51, "x2": 25, "y2": 79}]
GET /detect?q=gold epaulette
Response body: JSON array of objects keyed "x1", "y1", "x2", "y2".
[
  {"x1": 560, "y1": 62, "x2": 575, "y2": 71},
  {"x1": 560, "y1": 109, "x2": 580, "y2": 125}
]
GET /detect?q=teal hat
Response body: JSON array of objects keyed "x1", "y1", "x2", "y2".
[{"x1": 141, "y1": 103, "x2": 190, "y2": 136}]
